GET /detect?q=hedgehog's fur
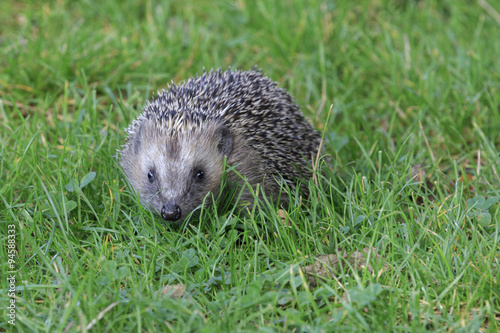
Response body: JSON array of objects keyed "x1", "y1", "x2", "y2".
[{"x1": 120, "y1": 69, "x2": 321, "y2": 225}]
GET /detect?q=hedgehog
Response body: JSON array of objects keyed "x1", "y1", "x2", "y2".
[{"x1": 120, "y1": 69, "x2": 322, "y2": 225}]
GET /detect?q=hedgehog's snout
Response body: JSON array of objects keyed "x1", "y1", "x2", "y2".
[{"x1": 161, "y1": 202, "x2": 181, "y2": 222}]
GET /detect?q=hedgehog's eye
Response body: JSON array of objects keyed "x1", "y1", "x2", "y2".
[
  {"x1": 195, "y1": 170, "x2": 204, "y2": 181},
  {"x1": 148, "y1": 170, "x2": 155, "y2": 182}
]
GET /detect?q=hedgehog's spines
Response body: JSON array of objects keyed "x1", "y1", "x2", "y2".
[{"x1": 123, "y1": 68, "x2": 321, "y2": 189}]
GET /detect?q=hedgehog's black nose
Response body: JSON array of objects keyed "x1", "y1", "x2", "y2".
[{"x1": 161, "y1": 203, "x2": 181, "y2": 221}]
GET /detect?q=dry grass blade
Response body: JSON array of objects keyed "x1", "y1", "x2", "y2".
[{"x1": 302, "y1": 248, "x2": 389, "y2": 289}]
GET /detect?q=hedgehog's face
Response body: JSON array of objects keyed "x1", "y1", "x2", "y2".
[{"x1": 121, "y1": 119, "x2": 233, "y2": 225}]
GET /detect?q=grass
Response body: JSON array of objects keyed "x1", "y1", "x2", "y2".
[{"x1": 1, "y1": 0, "x2": 499, "y2": 331}]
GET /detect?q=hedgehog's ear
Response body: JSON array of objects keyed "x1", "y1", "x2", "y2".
[
  {"x1": 215, "y1": 126, "x2": 233, "y2": 157},
  {"x1": 132, "y1": 124, "x2": 143, "y2": 154}
]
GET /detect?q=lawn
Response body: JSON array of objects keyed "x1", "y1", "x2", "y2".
[{"x1": 1, "y1": 0, "x2": 499, "y2": 332}]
